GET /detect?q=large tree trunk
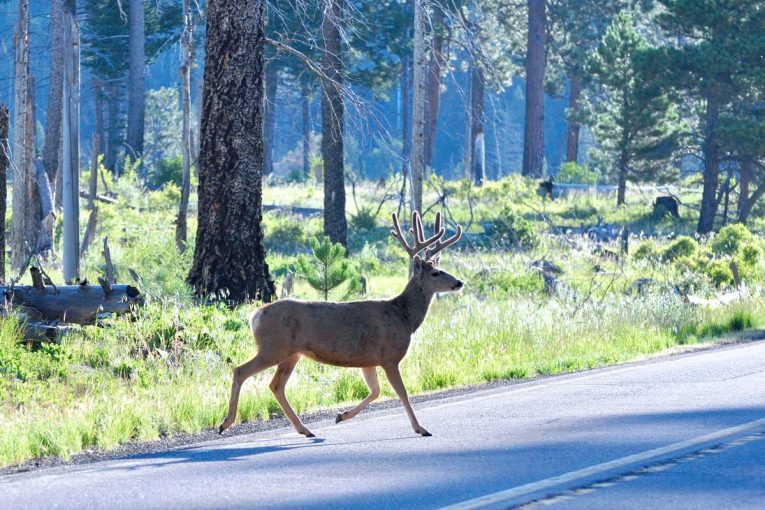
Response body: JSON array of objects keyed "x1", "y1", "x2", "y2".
[
  {"x1": 176, "y1": 0, "x2": 193, "y2": 253},
  {"x1": 697, "y1": 98, "x2": 720, "y2": 235},
  {"x1": 401, "y1": 51, "x2": 412, "y2": 181},
  {"x1": 424, "y1": 8, "x2": 445, "y2": 170},
  {"x1": 565, "y1": 74, "x2": 581, "y2": 163},
  {"x1": 522, "y1": 0, "x2": 546, "y2": 178},
  {"x1": 11, "y1": 0, "x2": 38, "y2": 275},
  {"x1": 42, "y1": 0, "x2": 64, "y2": 187},
  {"x1": 188, "y1": 0, "x2": 275, "y2": 303},
  {"x1": 301, "y1": 84, "x2": 311, "y2": 180},
  {"x1": 411, "y1": 0, "x2": 426, "y2": 214},
  {"x1": 320, "y1": 0, "x2": 348, "y2": 246},
  {"x1": 0, "y1": 104, "x2": 8, "y2": 282},
  {"x1": 126, "y1": 0, "x2": 145, "y2": 168},
  {"x1": 263, "y1": 63, "x2": 278, "y2": 177},
  {"x1": 62, "y1": 0, "x2": 80, "y2": 282},
  {"x1": 464, "y1": 58, "x2": 485, "y2": 185}
]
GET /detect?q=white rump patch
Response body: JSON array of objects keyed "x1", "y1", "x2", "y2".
[{"x1": 249, "y1": 311, "x2": 262, "y2": 336}]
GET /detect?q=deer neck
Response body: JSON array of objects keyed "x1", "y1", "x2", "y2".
[{"x1": 391, "y1": 277, "x2": 434, "y2": 334}]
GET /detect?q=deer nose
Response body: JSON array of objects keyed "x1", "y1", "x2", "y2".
[{"x1": 453, "y1": 280, "x2": 463, "y2": 289}]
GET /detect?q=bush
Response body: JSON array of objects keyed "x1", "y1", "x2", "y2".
[
  {"x1": 705, "y1": 258, "x2": 734, "y2": 287},
  {"x1": 633, "y1": 240, "x2": 660, "y2": 261},
  {"x1": 484, "y1": 207, "x2": 539, "y2": 249},
  {"x1": 350, "y1": 206, "x2": 379, "y2": 232},
  {"x1": 296, "y1": 236, "x2": 362, "y2": 301},
  {"x1": 662, "y1": 236, "x2": 698, "y2": 262},
  {"x1": 264, "y1": 216, "x2": 305, "y2": 253},
  {"x1": 149, "y1": 157, "x2": 184, "y2": 189},
  {"x1": 556, "y1": 162, "x2": 599, "y2": 185},
  {"x1": 711, "y1": 224, "x2": 752, "y2": 256}
]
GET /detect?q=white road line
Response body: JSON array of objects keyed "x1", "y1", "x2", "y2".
[{"x1": 441, "y1": 416, "x2": 765, "y2": 510}]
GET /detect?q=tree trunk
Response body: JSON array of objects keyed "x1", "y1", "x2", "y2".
[
  {"x1": 320, "y1": 0, "x2": 348, "y2": 246},
  {"x1": 424, "y1": 9, "x2": 445, "y2": 170},
  {"x1": 401, "y1": 51, "x2": 412, "y2": 181},
  {"x1": 264, "y1": 63, "x2": 278, "y2": 177},
  {"x1": 565, "y1": 74, "x2": 581, "y2": 163},
  {"x1": 176, "y1": 0, "x2": 193, "y2": 253},
  {"x1": 88, "y1": 79, "x2": 104, "y2": 210},
  {"x1": 126, "y1": 0, "x2": 145, "y2": 168},
  {"x1": 737, "y1": 158, "x2": 754, "y2": 223},
  {"x1": 11, "y1": 0, "x2": 37, "y2": 275},
  {"x1": 188, "y1": 0, "x2": 275, "y2": 303},
  {"x1": 42, "y1": 0, "x2": 64, "y2": 187},
  {"x1": 104, "y1": 81, "x2": 121, "y2": 175},
  {"x1": 301, "y1": 84, "x2": 311, "y2": 180},
  {"x1": 62, "y1": 0, "x2": 80, "y2": 282},
  {"x1": 617, "y1": 162, "x2": 627, "y2": 206},
  {"x1": 697, "y1": 98, "x2": 720, "y2": 235},
  {"x1": 411, "y1": 0, "x2": 426, "y2": 214},
  {"x1": 522, "y1": 0, "x2": 545, "y2": 178},
  {"x1": 0, "y1": 103, "x2": 8, "y2": 282},
  {"x1": 464, "y1": 58, "x2": 485, "y2": 185}
]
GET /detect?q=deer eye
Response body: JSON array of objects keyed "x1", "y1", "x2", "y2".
[{"x1": 431, "y1": 271, "x2": 441, "y2": 277}]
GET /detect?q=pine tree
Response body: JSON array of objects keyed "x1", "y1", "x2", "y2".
[{"x1": 585, "y1": 12, "x2": 683, "y2": 206}]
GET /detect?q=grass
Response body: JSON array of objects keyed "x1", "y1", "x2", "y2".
[{"x1": 3, "y1": 173, "x2": 765, "y2": 468}]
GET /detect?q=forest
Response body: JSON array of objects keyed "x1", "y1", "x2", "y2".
[{"x1": 2, "y1": 0, "x2": 765, "y2": 468}]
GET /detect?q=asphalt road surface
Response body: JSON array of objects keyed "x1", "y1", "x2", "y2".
[{"x1": 2, "y1": 340, "x2": 764, "y2": 510}]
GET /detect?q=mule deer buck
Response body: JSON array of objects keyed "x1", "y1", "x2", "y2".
[{"x1": 218, "y1": 211, "x2": 463, "y2": 437}]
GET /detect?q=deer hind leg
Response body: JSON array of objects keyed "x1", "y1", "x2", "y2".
[
  {"x1": 269, "y1": 353, "x2": 314, "y2": 437},
  {"x1": 335, "y1": 367, "x2": 380, "y2": 424},
  {"x1": 219, "y1": 354, "x2": 277, "y2": 434},
  {"x1": 383, "y1": 363, "x2": 431, "y2": 437}
]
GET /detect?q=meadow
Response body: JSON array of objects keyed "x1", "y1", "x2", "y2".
[{"x1": 2, "y1": 167, "x2": 764, "y2": 467}]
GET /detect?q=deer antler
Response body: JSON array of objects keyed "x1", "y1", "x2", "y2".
[
  {"x1": 391, "y1": 211, "x2": 445, "y2": 260},
  {"x1": 425, "y1": 212, "x2": 462, "y2": 263}
]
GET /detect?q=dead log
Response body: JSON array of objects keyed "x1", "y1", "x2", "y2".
[
  {"x1": 79, "y1": 190, "x2": 117, "y2": 204},
  {"x1": 80, "y1": 206, "x2": 98, "y2": 256},
  {"x1": 2, "y1": 283, "x2": 141, "y2": 324},
  {"x1": 23, "y1": 322, "x2": 74, "y2": 343}
]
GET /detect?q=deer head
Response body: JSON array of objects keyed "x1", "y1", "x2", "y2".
[{"x1": 391, "y1": 211, "x2": 463, "y2": 291}]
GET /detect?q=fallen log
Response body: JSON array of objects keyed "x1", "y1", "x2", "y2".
[
  {"x1": 3, "y1": 283, "x2": 141, "y2": 324},
  {"x1": 23, "y1": 322, "x2": 75, "y2": 344},
  {"x1": 79, "y1": 190, "x2": 117, "y2": 204}
]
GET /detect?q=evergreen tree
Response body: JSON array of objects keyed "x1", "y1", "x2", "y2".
[{"x1": 585, "y1": 12, "x2": 683, "y2": 206}]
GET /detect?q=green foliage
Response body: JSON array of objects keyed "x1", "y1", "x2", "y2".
[
  {"x1": 150, "y1": 157, "x2": 184, "y2": 189},
  {"x1": 350, "y1": 206, "x2": 379, "y2": 232},
  {"x1": 483, "y1": 207, "x2": 539, "y2": 249},
  {"x1": 633, "y1": 240, "x2": 660, "y2": 261},
  {"x1": 296, "y1": 237, "x2": 362, "y2": 301},
  {"x1": 556, "y1": 162, "x2": 599, "y2": 184},
  {"x1": 711, "y1": 224, "x2": 752, "y2": 256},
  {"x1": 583, "y1": 12, "x2": 683, "y2": 191},
  {"x1": 662, "y1": 236, "x2": 698, "y2": 262},
  {"x1": 264, "y1": 216, "x2": 306, "y2": 253},
  {"x1": 144, "y1": 88, "x2": 184, "y2": 180}
]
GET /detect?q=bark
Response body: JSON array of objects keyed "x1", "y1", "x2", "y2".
[
  {"x1": 301, "y1": 84, "x2": 311, "y2": 179},
  {"x1": 3, "y1": 283, "x2": 141, "y2": 324},
  {"x1": 464, "y1": 59, "x2": 485, "y2": 185},
  {"x1": 401, "y1": 52, "x2": 412, "y2": 181},
  {"x1": 176, "y1": 0, "x2": 193, "y2": 253},
  {"x1": 88, "y1": 80, "x2": 103, "y2": 210},
  {"x1": 11, "y1": 0, "x2": 38, "y2": 275},
  {"x1": 263, "y1": 63, "x2": 278, "y2": 176},
  {"x1": 424, "y1": 9, "x2": 445, "y2": 170},
  {"x1": 188, "y1": 0, "x2": 275, "y2": 303},
  {"x1": 522, "y1": 0, "x2": 546, "y2": 178},
  {"x1": 411, "y1": 0, "x2": 426, "y2": 213},
  {"x1": 62, "y1": 0, "x2": 80, "y2": 283},
  {"x1": 42, "y1": 0, "x2": 64, "y2": 186},
  {"x1": 320, "y1": 0, "x2": 348, "y2": 246},
  {"x1": 565, "y1": 74, "x2": 581, "y2": 163},
  {"x1": 697, "y1": 98, "x2": 720, "y2": 234},
  {"x1": 0, "y1": 104, "x2": 8, "y2": 282},
  {"x1": 736, "y1": 158, "x2": 759, "y2": 224},
  {"x1": 126, "y1": 0, "x2": 145, "y2": 166},
  {"x1": 105, "y1": 81, "x2": 121, "y2": 176},
  {"x1": 35, "y1": 160, "x2": 54, "y2": 253}
]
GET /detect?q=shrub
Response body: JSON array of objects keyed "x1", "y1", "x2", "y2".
[
  {"x1": 350, "y1": 206, "x2": 379, "y2": 232},
  {"x1": 296, "y1": 236, "x2": 362, "y2": 301},
  {"x1": 556, "y1": 162, "x2": 599, "y2": 185},
  {"x1": 633, "y1": 240, "x2": 660, "y2": 261},
  {"x1": 149, "y1": 157, "x2": 184, "y2": 189},
  {"x1": 705, "y1": 258, "x2": 734, "y2": 287},
  {"x1": 484, "y1": 207, "x2": 539, "y2": 249},
  {"x1": 264, "y1": 216, "x2": 305, "y2": 253},
  {"x1": 662, "y1": 236, "x2": 698, "y2": 262},
  {"x1": 711, "y1": 224, "x2": 752, "y2": 255}
]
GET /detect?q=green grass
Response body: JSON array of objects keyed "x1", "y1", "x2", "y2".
[{"x1": 3, "y1": 174, "x2": 765, "y2": 468}]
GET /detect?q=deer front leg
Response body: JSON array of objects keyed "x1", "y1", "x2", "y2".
[
  {"x1": 219, "y1": 354, "x2": 275, "y2": 434},
  {"x1": 335, "y1": 367, "x2": 381, "y2": 424},
  {"x1": 382, "y1": 363, "x2": 431, "y2": 436},
  {"x1": 269, "y1": 353, "x2": 315, "y2": 438}
]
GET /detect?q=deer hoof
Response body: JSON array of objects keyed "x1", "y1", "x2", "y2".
[
  {"x1": 218, "y1": 424, "x2": 226, "y2": 435},
  {"x1": 416, "y1": 428, "x2": 432, "y2": 437},
  {"x1": 335, "y1": 413, "x2": 344, "y2": 423},
  {"x1": 305, "y1": 432, "x2": 316, "y2": 438}
]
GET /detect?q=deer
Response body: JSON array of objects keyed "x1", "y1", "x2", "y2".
[{"x1": 218, "y1": 211, "x2": 463, "y2": 438}]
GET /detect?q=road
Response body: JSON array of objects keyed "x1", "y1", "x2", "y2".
[{"x1": 2, "y1": 340, "x2": 764, "y2": 510}]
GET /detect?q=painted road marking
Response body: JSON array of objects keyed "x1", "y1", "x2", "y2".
[{"x1": 441, "y1": 416, "x2": 765, "y2": 510}]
